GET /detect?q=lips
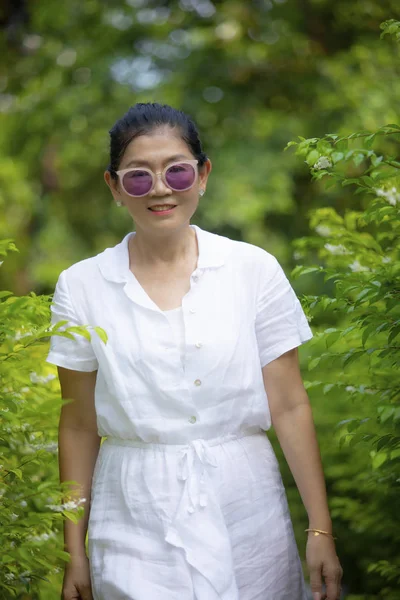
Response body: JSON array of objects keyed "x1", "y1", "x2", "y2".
[{"x1": 148, "y1": 205, "x2": 177, "y2": 211}]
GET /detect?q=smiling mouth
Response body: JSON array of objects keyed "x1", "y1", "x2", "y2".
[{"x1": 148, "y1": 205, "x2": 177, "y2": 211}]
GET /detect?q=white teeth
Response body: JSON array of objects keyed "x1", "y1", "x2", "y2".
[{"x1": 150, "y1": 205, "x2": 175, "y2": 211}]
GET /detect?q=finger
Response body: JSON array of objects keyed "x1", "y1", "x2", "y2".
[
  {"x1": 325, "y1": 565, "x2": 343, "y2": 600},
  {"x1": 78, "y1": 584, "x2": 93, "y2": 600},
  {"x1": 309, "y1": 565, "x2": 323, "y2": 600}
]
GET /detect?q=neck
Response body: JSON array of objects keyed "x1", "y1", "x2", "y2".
[{"x1": 129, "y1": 224, "x2": 197, "y2": 268}]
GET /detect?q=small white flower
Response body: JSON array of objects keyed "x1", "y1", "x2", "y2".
[
  {"x1": 30, "y1": 372, "x2": 55, "y2": 384},
  {"x1": 46, "y1": 497, "x2": 86, "y2": 512},
  {"x1": 349, "y1": 260, "x2": 369, "y2": 272},
  {"x1": 382, "y1": 256, "x2": 391, "y2": 263},
  {"x1": 14, "y1": 330, "x2": 31, "y2": 340},
  {"x1": 315, "y1": 225, "x2": 332, "y2": 237},
  {"x1": 19, "y1": 570, "x2": 31, "y2": 580},
  {"x1": 29, "y1": 532, "x2": 53, "y2": 542},
  {"x1": 20, "y1": 500, "x2": 27, "y2": 507},
  {"x1": 346, "y1": 386, "x2": 356, "y2": 392},
  {"x1": 375, "y1": 186, "x2": 399, "y2": 206},
  {"x1": 10, "y1": 513, "x2": 19, "y2": 521},
  {"x1": 324, "y1": 243, "x2": 352, "y2": 255},
  {"x1": 314, "y1": 156, "x2": 332, "y2": 170},
  {"x1": 5, "y1": 573, "x2": 15, "y2": 581},
  {"x1": 46, "y1": 504, "x2": 63, "y2": 512}
]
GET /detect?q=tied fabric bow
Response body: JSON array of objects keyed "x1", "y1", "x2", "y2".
[{"x1": 177, "y1": 439, "x2": 218, "y2": 513}]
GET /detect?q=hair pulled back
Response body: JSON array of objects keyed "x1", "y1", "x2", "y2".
[{"x1": 107, "y1": 102, "x2": 208, "y2": 178}]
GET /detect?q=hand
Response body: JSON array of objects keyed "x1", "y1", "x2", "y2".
[
  {"x1": 306, "y1": 533, "x2": 343, "y2": 600},
  {"x1": 61, "y1": 555, "x2": 93, "y2": 600}
]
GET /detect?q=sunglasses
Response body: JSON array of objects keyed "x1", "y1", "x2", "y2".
[{"x1": 115, "y1": 159, "x2": 199, "y2": 197}]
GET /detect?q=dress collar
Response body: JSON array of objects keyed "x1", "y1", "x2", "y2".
[{"x1": 96, "y1": 224, "x2": 230, "y2": 284}]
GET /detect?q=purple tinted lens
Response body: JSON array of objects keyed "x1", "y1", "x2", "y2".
[
  {"x1": 165, "y1": 163, "x2": 195, "y2": 190},
  {"x1": 123, "y1": 170, "x2": 152, "y2": 196}
]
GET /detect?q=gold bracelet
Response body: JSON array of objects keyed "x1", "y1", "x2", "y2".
[{"x1": 305, "y1": 528, "x2": 337, "y2": 540}]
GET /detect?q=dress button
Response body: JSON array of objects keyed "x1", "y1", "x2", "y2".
[
  {"x1": 189, "y1": 308, "x2": 196, "y2": 314},
  {"x1": 195, "y1": 342, "x2": 202, "y2": 348},
  {"x1": 194, "y1": 379, "x2": 201, "y2": 386},
  {"x1": 188, "y1": 416, "x2": 197, "y2": 424}
]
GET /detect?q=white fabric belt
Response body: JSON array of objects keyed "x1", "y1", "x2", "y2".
[
  {"x1": 104, "y1": 427, "x2": 263, "y2": 515},
  {"x1": 103, "y1": 426, "x2": 264, "y2": 598}
]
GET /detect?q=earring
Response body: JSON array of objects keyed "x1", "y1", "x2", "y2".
[
  {"x1": 116, "y1": 200, "x2": 122, "y2": 207},
  {"x1": 199, "y1": 189, "x2": 205, "y2": 197}
]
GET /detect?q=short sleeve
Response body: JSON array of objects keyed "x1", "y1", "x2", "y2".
[
  {"x1": 45, "y1": 270, "x2": 99, "y2": 372},
  {"x1": 255, "y1": 254, "x2": 313, "y2": 368}
]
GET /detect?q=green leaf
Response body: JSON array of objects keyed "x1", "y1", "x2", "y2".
[
  {"x1": 371, "y1": 452, "x2": 387, "y2": 470},
  {"x1": 376, "y1": 434, "x2": 393, "y2": 452},
  {"x1": 64, "y1": 326, "x2": 91, "y2": 341},
  {"x1": 331, "y1": 152, "x2": 344, "y2": 164},
  {"x1": 93, "y1": 326, "x2": 108, "y2": 344},
  {"x1": 342, "y1": 350, "x2": 362, "y2": 368},
  {"x1": 308, "y1": 356, "x2": 321, "y2": 370},
  {"x1": 284, "y1": 141, "x2": 298, "y2": 151},
  {"x1": 9, "y1": 468, "x2": 23, "y2": 480},
  {"x1": 388, "y1": 324, "x2": 400, "y2": 343},
  {"x1": 371, "y1": 155, "x2": 383, "y2": 167},
  {"x1": 348, "y1": 419, "x2": 362, "y2": 432},
  {"x1": 323, "y1": 383, "x2": 336, "y2": 394},
  {"x1": 364, "y1": 134, "x2": 376, "y2": 148},
  {"x1": 324, "y1": 329, "x2": 341, "y2": 348},
  {"x1": 306, "y1": 149, "x2": 319, "y2": 166},
  {"x1": 378, "y1": 407, "x2": 395, "y2": 424}
]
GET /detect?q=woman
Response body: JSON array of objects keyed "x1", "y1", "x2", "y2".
[{"x1": 46, "y1": 102, "x2": 343, "y2": 600}]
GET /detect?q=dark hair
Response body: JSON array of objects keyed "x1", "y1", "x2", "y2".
[{"x1": 107, "y1": 102, "x2": 208, "y2": 179}]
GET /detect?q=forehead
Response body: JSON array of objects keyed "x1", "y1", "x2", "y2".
[{"x1": 121, "y1": 127, "x2": 192, "y2": 167}]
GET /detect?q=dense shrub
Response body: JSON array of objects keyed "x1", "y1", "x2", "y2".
[
  {"x1": 0, "y1": 239, "x2": 106, "y2": 598},
  {"x1": 286, "y1": 114, "x2": 400, "y2": 597}
]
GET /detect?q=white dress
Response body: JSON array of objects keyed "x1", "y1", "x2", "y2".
[{"x1": 46, "y1": 224, "x2": 313, "y2": 600}]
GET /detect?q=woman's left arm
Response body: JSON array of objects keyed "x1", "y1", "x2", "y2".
[{"x1": 262, "y1": 347, "x2": 343, "y2": 600}]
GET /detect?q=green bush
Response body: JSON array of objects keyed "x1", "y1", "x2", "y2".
[
  {"x1": 286, "y1": 115, "x2": 400, "y2": 597},
  {"x1": 0, "y1": 239, "x2": 107, "y2": 599}
]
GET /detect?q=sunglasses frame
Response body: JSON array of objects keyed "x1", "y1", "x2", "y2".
[{"x1": 116, "y1": 159, "x2": 199, "y2": 197}]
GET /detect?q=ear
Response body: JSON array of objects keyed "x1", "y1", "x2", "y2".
[
  {"x1": 104, "y1": 170, "x2": 123, "y2": 203},
  {"x1": 199, "y1": 159, "x2": 212, "y2": 189}
]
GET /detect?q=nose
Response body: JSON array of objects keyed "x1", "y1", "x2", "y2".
[{"x1": 149, "y1": 173, "x2": 173, "y2": 197}]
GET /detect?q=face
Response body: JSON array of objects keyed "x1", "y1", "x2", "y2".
[{"x1": 104, "y1": 127, "x2": 212, "y2": 232}]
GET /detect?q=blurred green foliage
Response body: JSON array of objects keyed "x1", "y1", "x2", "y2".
[
  {"x1": 0, "y1": 239, "x2": 108, "y2": 598},
  {"x1": 1, "y1": 1, "x2": 399, "y2": 598},
  {"x1": 282, "y1": 120, "x2": 400, "y2": 599}
]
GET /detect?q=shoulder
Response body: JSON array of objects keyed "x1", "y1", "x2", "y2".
[
  {"x1": 61, "y1": 254, "x2": 102, "y2": 290},
  {"x1": 207, "y1": 228, "x2": 279, "y2": 276},
  {"x1": 60, "y1": 234, "x2": 128, "y2": 291}
]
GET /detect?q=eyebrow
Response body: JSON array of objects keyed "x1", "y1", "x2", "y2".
[{"x1": 124, "y1": 154, "x2": 190, "y2": 168}]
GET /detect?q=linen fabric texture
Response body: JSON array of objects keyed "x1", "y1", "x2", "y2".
[{"x1": 46, "y1": 224, "x2": 313, "y2": 600}]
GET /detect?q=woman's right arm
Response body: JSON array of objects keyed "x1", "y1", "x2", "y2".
[{"x1": 57, "y1": 366, "x2": 101, "y2": 599}]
